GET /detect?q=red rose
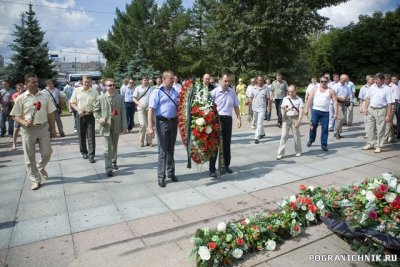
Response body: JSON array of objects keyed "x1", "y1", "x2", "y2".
[
  {"x1": 191, "y1": 106, "x2": 199, "y2": 114},
  {"x1": 179, "y1": 91, "x2": 184, "y2": 95},
  {"x1": 178, "y1": 123, "x2": 183, "y2": 128},
  {"x1": 199, "y1": 110, "x2": 204, "y2": 116},
  {"x1": 303, "y1": 197, "x2": 311, "y2": 205},
  {"x1": 383, "y1": 207, "x2": 391, "y2": 214},
  {"x1": 113, "y1": 109, "x2": 118, "y2": 116},
  {"x1": 353, "y1": 186, "x2": 358, "y2": 190},
  {"x1": 373, "y1": 188, "x2": 384, "y2": 200},
  {"x1": 294, "y1": 225, "x2": 299, "y2": 232},
  {"x1": 178, "y1": 117, "x2": 183, "y2": 122},
  {"x1": 308, "y1": 204, "x2": 317, "y2": 213},
  {"x1": 241, "y1": 220, "x2": 247, "y2": 225},
  {"x1": 178, "y1": 106, "x2": 182, "y2": 111},
  {"x1": 205, "y1": 140, "x2": 214, "y2": 148},
  {"x1": 208, "y1": 242, "x2": 217, "y2": 250},
  {"x1": 33, "y1": 103, "x2": 37, "y2": 106},
  {"x1": 300, "y1": 185, "x2": 306, "y2": 190},
  {"x1": 214, "y1": 123, "x2": 219, "y2": 129},
  {"x1": 291, "y1": 106, "x2": 294, "y2": 110},
  {"x1": 290, "y1": 202, "x2": 296, "y2": 210},
  {"x1": 188, "y1": 79, "x2": 192, "y2": 84},
  {"x1": 285, "y1": 105, "x2": 289, "y2": 108},
  {"x1": 379, "y1": 184, "x2": 388, "y2": 193},
  {"x1": 209, "y1": 111, "x2": 215, "y2": 116},
  {"x1": 253, "y1": 225, "x2": 260, "y2": 230},
  {"x1": 202, "y1": 127, "x2": 207, "y2": 133},
  {"x1": 296, "y1": 197, "x2": 303, "y2": 203},
  {"x1": 236, "y1": 238, "x2": 244, "y2": 246},
  {"x1": 199, "y1": 133, "x2": 207, "y2": 141}
]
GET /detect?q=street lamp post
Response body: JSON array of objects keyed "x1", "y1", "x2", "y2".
[{"x1": 74, "y1": 48, "x2": 77, "y2": 73}]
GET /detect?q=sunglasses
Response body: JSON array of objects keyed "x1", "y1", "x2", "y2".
[
  {"x1": 106, "y1": 84, "x2": 115, "y2": 87},
  {"x1": 320, "y1": 80, "x2": 328, "y2": 83}
]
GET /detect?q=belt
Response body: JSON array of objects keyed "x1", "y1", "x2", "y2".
[
  {"x1": 156, "y1": 116, "x2": 177, "y2": 121},
  {"x1": 287, "y1": 116, "x2": 299, "y2": 119},
  {"x1": 370, "y1": 106, "x2": 385, "y2": 110},
  {"x1": 32, "y1": 122, "x2": 46, "y2": 127},
  {"x1": 219, "y1": 115, "x2": 231, "y2": 118}
]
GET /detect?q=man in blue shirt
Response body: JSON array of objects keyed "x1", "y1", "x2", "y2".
[
  {"x1": 148, "y1": 71, "x2": 179, "y2": 188},
  {"x1": 121, "y1": 79, "x2": 136, "y2": 132},
  {"x1": 332, "y1": 75, "x2": 350, "y2": 139},
  {"x1": 344, "y1": 77, "x2": 356, "y2": 126}
]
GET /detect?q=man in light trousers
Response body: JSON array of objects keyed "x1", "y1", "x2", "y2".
[
  {"x1": 358, "y1": 75, "x2": 374, "y2": 138},
  {"x1": 277, "y1": 85, "x2": 304, "y2": 159},
  {"x1": 383, "y1": 74, "x2": 400, "y2": 143},
  {"x1": 133, "y1": 75, "x2": 154, "y2": 147},
  {"x1": 250, "y1": 75, "x2": 270, "y2": 144}
]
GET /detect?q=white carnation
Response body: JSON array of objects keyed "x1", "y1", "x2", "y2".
[
  {"x1": 307, "y1": 185, "x2": 315, "y2": 191},
  {"x1": 217, "y1": 222, "x2": 226, "y2": 232},
  {"x1": 385, "y1": 192, "x2": 396, "y2": 203},
  {"x1": 245, "y1": 219, "x2": 250, "y2": 224},
  {"x1": 305, "y1": 210, "x2": 315, "y2": 221},
  {"x1": 301, "y1": 205, "x2": 307, "y2": 211},
  {"x1": 205, "y1": 126, "x2": 212, "y2": 134},
  {"x1": 232, "y1": 248, "x2": 243, "y2": 259},
  {"x1": 266, "y1": 240, "x2": 276, "y2": 251},
  {"x1": 382, "y1": 173, "x2": 392, "y2": 182},
  {"x1": 389, "y1": 179, "x2": 397, "y2": 188},
  {"x1": 281, "y1": 200, "x2": 287, "y2": 207},
  {"x1": 316, "y1": 199, "x2": 325, "y2": 210},
  {"x1": 366, "y1": 191, "x2": 376, "y2": 202},
  {"x1": 198, "y1": 246, "x2": 211, "y2": 260},
  {"x1": 289, "y1": 195, "x2": 296, "y2": 202},
  {"x1": 196, "y1": 118, "x2": 205, "y2": 126},
  {"x1": 361, "y1": 190, "x2": 366, "y2": 195},
  {"x1": 374, "y1": 178, "x2": 383, "y2": 186}
]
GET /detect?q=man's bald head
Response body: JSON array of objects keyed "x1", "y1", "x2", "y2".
[{"x1": 203, "y1": 74, "x2": 211, "y2": 85}]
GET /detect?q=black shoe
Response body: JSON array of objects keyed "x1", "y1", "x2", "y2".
[
  {"x1": 307, "y1": 141, "x2": 312, "y2": 147},
  {"x1": 260, "y1": 134, "x2": 265, "y2": 139},
  {"x1": 167, "y1": 174, "x2": 178, "y2": 182},
  {"x1": 106, "y1": 170, "x2": 113, "y2": 177},
  {"x1": 210, "y1": 171, "x2": 216, "y2": 177},
  {"x1": 254, "y1": 139, "x2": 259, "y2": 144},
  {"x1": 82, "y1": 154, "x2": 89, "y2": 159},
  {"x1": 226, "y1": 167, "x2": 233, "y2": 173},
  {"x1": 322, "y1": 146, "x2": 328, "y2": 151},
  {"x1": 113, "y1": 164, "x2": 119, "y2": 170},
  {"x1": 60, "y1": 133, "x2": 65, "y2": 137},
  {"x1": 89, "y1": 157, "x2": 95, "y2": 163},
  {"x1": 158, "y1": 180, "x2": 166, "y2": 188}
]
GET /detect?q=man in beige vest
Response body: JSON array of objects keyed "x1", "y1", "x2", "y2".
[
  {"x1": 10, "y1": 73, "x2": 57, "y2": 190},
  {"x1": 93, "y1": 78, "x2": 127, "y2": 176}
]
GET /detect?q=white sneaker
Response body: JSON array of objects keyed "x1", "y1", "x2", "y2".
[
  {"x1": 74, "y1": 130, "x2": 77, "y2": 133},
  {"x1": 375, "y1": 147, "x2": 382, "y2": 153},
  {"x1": 31, "y1": 182, "x2": 40, "y2": 190},
  {"x1": 276, "y1": 155, "x2": 283, "y2": 160},
  {"x1": 295, "y1": 153, "x2": 301, "y2": 157},
  {"x1": 251, "y1": 126, "x2": 256, "y2": 130},
  {"x1": 362, "y1": 145, "x2": 374, "y2": 150},
  {"x1": 363, "y1": 135, "x2": 368, "y2": 139}
]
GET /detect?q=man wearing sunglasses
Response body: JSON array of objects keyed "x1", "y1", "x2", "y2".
[
  {"x1": 304, "y1": 76, "x2": 338, "y2": 151},
  {"x1": 93, "y1": 78, "x2": 127, "y2": 176}
]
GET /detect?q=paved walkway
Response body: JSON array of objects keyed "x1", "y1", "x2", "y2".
[{"x1": 0, "y1": 109, "x2": 398, "y2": 267}]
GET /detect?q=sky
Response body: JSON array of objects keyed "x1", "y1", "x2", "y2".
[{"x1": 0, "y1": 0, "x2": 399, "y2": 68}]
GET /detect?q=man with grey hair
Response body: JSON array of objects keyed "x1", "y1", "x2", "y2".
[
  {"x1": 203, "y1": 73, "x2": 214, "y2": 91},
  {"x1": 383, "y1": 74, "x2": 400, "y2": 143},
  {"x1": 362, "y1": 73, "x2": 394, "y2": 153},
  {"x1": 250, "y1": 75, "x2": 270, "y2": 143},
  {"x1": 358, "y1": 75, "x2": 374, "y2": 138},
  {"x1": 332, "y1": 74, "x2": 350, "y2": 139}
]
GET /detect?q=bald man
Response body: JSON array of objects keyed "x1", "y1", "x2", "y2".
[{"x1": 203, "y1": 74, "x2": 215, "y2": 92}]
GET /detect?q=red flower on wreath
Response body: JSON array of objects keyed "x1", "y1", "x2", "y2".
[
  {"x1": 199, "y1": 110, "x2": 204, "y2": 116},
  {"x1": 290, "y1": 202, "x2": 296, "y2": 210},
  {"x1": 302, "y1": 197, "x2": 311, "y2": 205},
  {"x1": 205, "y1": 140, "x2": 214, "y2": 148},
  {"x1": 383, "y1": 207, "x2": 391, "y2": 214},
  {"x1": 208, "y1": 242, "x2": 217, "y2": 250},
  {"x1": 300, "y1": 185, "x2": 306, "y2": 190},
  {"x1": 191, "y1": 106, "x2": 199, "y2": 114},
  {"x1": 236, "y1": 238, "x2": 244, "y2": 246},
  {"x1": 373, "y1": 188, "x2": 385, "y2": 200},
  {"x1": 199, "y1": 133, "x2": 207, "y2": 141},
  {"x1": 389, "y1": 197, "x2": 400, "y2": 210},
  {"x1": 294, "y1": 225, "x2": 299, "y2": 232},
  {"x1": 308, "y1": 204, "x2": 317, "y2": 213}
]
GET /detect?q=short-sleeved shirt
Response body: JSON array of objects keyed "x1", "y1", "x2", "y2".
[
  {"x1": 121, "y1": 86, "x2": 135, "y2": 102},
  {"x1": 63, "y1": 85, "x2": 73, "y2": 96},
  {"x1": 173, "y1": 83, "x2": 182, "y2": 93},
  {"x1": 332, "y1": 83, "x2": 350, "y2": 98},
  {"x1": 387, "y1": 82, "x2": 400, "y2": 101},
  {"x1": 366, "y1": 83, "x2": 394, "y2": 108},
  {"x1": 133, "y1": 85, "x2": 154, "y2": 111},
  {"x1": 211, "y1": 86, "x2": 240, "y2": 116},
  {"x1": 270, "y1": 80, "x2": 288, "y2": 99},
  {"x1": 0, "y1": 88, "x2": 16, "y2": 103},
  {"x1": 12, "y1": 92, "x2": 20, "y2": 101},
  {"x1": 148, "y1": 86, "x2": 179, "y2": 118},
  {"x1": 246, "y1": 85, "x2": 256, "y2": 97},
  {"x1": 70, "y1": 87, "x2": 98, "y2": 112},
  {"x1": 250, "y1": 86, "x2": 270, "y2": 112},
  {"x1": 10, "y1": 90, "x2": 56, "y2": 125},
  {"x1": 281, "y1": 95, "x2": 304, "y2": 117},
  {"x1": 328, "y1": 81, "x2": 337, "y2": 89},
  {"x1": 358, "y1": 84, "x2": 370, "y2": 101},
  {"x1": 306, "y1": 82, "x2": 319, "y2": 95},
  {"x1": 346, "y1": 81, "x2": 356, "y2": 102},
  {"x1": 42, "y1": 87, "x2": 61, "y2": 105}
]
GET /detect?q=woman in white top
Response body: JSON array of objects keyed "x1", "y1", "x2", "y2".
[
  {"x1": 276, "y1": 85, "x2": 304, "y2": 159},
  {"x1": 304, "y1": 76, "x2": 338, "y2": 151}
]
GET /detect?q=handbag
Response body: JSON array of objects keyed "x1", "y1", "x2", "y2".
[
  {"x1": 45, "y1": 89, "x2": 62, "y2": 114},
  {"x1": 344, "y1": 100, "x2": 351, "y2": 107}
]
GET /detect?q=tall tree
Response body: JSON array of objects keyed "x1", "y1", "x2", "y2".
[{"x1": 5, "y1": 3, "x2": 57, "y2": 87}]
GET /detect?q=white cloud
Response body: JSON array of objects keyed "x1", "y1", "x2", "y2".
[{"x1": 319, "y1": 0, "x2": 390, "y2": 28}]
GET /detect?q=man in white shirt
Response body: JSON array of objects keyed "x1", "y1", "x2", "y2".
[
  {"x1": 358, "y1": 75, "x2": 374, "y2": 138},
  {"x1": 42, "y1": 80, "x2": 65, "y2": 137},
  {"x1": 133, "y1": 75, "x2": 154, "y2": 147},
  {"x1": 173, "y1": 76, "x2": 182, "y2": 92},
  {"x1": 383, "y1": 74, "x2": 400, "y2": 143},
  {"x1": 328, "y1": 74, "x2": 339, "y2": 131},
  {"x1": 277, "y1": 85, "x2": 304, "y2": 159},
  {"x1": 246, "y1": 78, "x2": 256, "y2": 129},
  {"x1": 362, "y1": 73, "x2": 395, "y2": 153},
  {"x1": 250, "y1": 75, "x2": 270, "y2": 144},
  {"x1": 305, "y1": 76, "x2": 319, "y2": 116}
]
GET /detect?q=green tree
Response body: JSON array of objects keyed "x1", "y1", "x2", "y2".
[
  {"x1": 4, "y1": 3, "x2": 57, "y2": 87},
  {"x1": 309, "y1": 7, "x2": 400, "y2": 82}
]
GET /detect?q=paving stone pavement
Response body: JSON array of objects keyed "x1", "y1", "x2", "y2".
[{"x1": 0, "y1": 109, "x2": 398, "y2": 266}]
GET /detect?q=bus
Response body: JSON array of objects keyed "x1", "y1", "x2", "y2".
[{"x1": 67, "y1": 72, "x2": 102, "y2": 85}]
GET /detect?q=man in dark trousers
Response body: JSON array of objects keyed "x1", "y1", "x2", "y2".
[{"x1": 147, "y1": 70, "x2": 179, "y2": 188}]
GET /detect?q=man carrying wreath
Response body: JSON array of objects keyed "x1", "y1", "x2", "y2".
[
  {"x1": 10, "y1": 73, "x2": 57, "y2": 190},
  {"x1": 93, "y1": 78, "x2": 127, "y2": 177}
]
